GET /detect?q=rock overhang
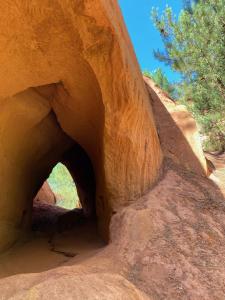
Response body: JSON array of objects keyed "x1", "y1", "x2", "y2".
[{"x1": 0, "y1": 0, "x2": 162, "y2": 252}]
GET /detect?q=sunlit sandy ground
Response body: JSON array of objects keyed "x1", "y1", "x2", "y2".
[{"x1": 206, "y1": 152, "x2": 225, "y2": 193}]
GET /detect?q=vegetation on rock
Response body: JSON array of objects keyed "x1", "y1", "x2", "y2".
[
  {"x1": 143, "y1": 68, "x2": 176, "y2": 99},
  {"x1": 151, "y1": 0, "x2": 225, "y2": 151}
]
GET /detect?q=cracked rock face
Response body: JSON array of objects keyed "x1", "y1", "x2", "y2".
[{"x1": 0, "y1": 1, "x2": 162, "y2": 251}]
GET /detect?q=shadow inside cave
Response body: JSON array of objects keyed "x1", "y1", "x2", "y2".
[
  {"x1": 0, "y1": 212, "x2": 105, "y2": 279},
  {"x1": 0, "y1": 133, "x2": 105, "y2": 280},
  {"x1": 1, "y1": 78, "x2": 225, "y2": 300},
  {"x1": 0, "y1": 199, "x2": 105, "y2": 279}
]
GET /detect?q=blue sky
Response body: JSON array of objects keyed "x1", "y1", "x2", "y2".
[{"x1": 118, "y1": 1, "x2": 183, "y2": 82}]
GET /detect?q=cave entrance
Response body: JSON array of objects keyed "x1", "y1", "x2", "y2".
[
  {"x1": 0, "y1": 76, "x2": 106, "y2": 275},
  {"x1": 32, "y1": 142, "x2": 97, "y2": 234},
  {"x1": 47, "y1": 162, "x2": 80, "y2": 210},
  {"x1": 32, "y1": 161, "x2": 83, "y2": 232},
  {"x1": 32, "y1": 165, "x2": 81, "y2": 233},
  {"x1": 0, "y1": 139, "x2": 105, "y2": 277},
  {"x1": 0, "y1": 155, "x2": 104, "y2": 278}
]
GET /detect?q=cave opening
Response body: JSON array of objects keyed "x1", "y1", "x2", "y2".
[
  {"x1": 32, "y1": 162, "x2": 82, "y2": 233},
  {"x1": 32, "y1": 142, "x2": 97, "y2": 235},
  {"x1": 0, "y1": 73, "x2": 107, "y2": 263},
  {"x1": 48, "y1": 162, "x2": 81, "y2": 210},
  {"x1": 0, "y1": 137, "x2": 105, "y2": 278}
]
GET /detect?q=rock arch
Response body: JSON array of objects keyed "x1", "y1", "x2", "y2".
[{"x1": 0, "y1": 0, "x2": 162, "y2": 251}]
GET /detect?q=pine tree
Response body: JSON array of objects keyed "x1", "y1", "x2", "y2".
[
  {"x1": 183, "y1": 0, "x2": 198, "y2": 13},
  {"x1": 143, "y1": 68, "x2": 176, "y2": 98},
  {"x1": 152, "y1": 0, "x2": 225, "y2": 151}
]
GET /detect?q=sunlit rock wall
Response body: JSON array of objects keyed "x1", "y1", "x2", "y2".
[{"x1": 0, "y1": 1, "x2": 162, "y2": 251}]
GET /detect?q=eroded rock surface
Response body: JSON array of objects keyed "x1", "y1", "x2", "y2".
[
  {"x1": 0, "y1": 272, "x2": 149, "y2": 300},
  {"x1": 144, "y1": 76, "x2": 207, "y2": 176},
  {"x1": 0, "y1": 1, "x2": 224, "y2": 299},
  {"x1": 1, "y1": 161, "x2": 225, "y2": 300},
  {"x1": 0, "y1": 1, "x2": 162, "y2": 251},
  {"x1": 34, "y1": 182, "x2": 56, "y2": 206},
  {"x1": 111, "y1": 161, "x2": 225, "y2": 299}
]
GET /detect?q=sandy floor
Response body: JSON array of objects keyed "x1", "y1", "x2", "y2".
[{"x1": 0, "y1": 209, "x2": 105, "y2": 279}]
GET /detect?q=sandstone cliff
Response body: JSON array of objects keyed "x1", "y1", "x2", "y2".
[
  {"x1": 0, "y1": 1, "x2": 224, "y2": 300},
  {"x1": 0, "y1": 0, "x2": 162, "y2": 251}
]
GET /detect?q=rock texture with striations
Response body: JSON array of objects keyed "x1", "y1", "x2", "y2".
[
  {"x1": 0, "y1": 0, "x2": 162, "y2": 251},
  {"x1": 0, "y1": 1, "x2": 224, "y2": 300}
]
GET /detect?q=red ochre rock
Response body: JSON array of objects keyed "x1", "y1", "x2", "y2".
[
  {"x1": 144, "y1": 76, "x2": 207, "y2": 176},
  {"x1": 0, "y1": 2, "x2": 223, "y2": 300},
  {"x1": 34, "y1": 182, "x2": 56, "y2": 206},
  {"x1": 0, "y1": 1, "x2": 162, "y2": 251}
]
